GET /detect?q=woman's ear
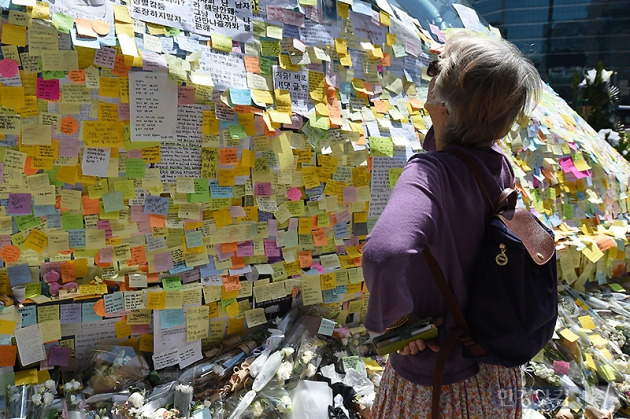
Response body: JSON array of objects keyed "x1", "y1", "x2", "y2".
[{"x1": 439, "y1": 102, "x2": 450, "y2": 116}]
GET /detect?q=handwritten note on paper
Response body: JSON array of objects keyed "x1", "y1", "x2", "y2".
[
  {"x1": 129, "y1": 72, "x2": 177, "y2": 142},
  {"x1": 81, "y1": 147, "x2": 110, "y2": 178},
  {"x1": 186, "y1": 305, "x2": 209, "y2": 342},
  {"x1": 200, "y1": 49, "x2": 247, "y2": 90},
  {"x1": 14, "y1": 323, "x2": 46, "y2": 366}
]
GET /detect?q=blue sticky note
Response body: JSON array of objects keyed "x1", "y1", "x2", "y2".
[
  {"x1": 351, "y1": 0, "x2": 374, "y2": 15},
  {"x1": 60, "y1": 304, "x2": 82, "y2": 324},
  {"x1": 82, "y1": 302, "x2": 102, "y2": 323},
  {"x1": 46, "y1": 213, "x2": 62, "y2": 229},
  {"x1": 8, "y1": 264, "x2": 32, "y2": 286},
  {"x1": 144, "y1": 195, "x2": 170, "y2": 216},
  {"x1": 102, "y1": 191, "x2": 125, "y2": 213},
  {"x1": 67, "y1": 229, "x2": 86, "y2": 248},
  {"x1": 334, "y1": 223, "x2": 348, "y2": 239},
  {"x1": 229, "y1": 88, "x2": 252, "y2": 105},
  {"x1": 209, "y1": 182, "x2": 233, "y2": 198},
  {"x1": 169, "y1": 263, "x2": 191, "y2": 274},
  {"x1": 18, "y1": 305, "x2": 37, "y2": 328},
  {"x1": 185, "y1": 231, "x2": 204, "y2": 248},
  {"x1": 33, "y1": 205, "x2": 57, "y2": 216},
  {"x1": 160, "y1": 309, "x2": 185, "y2": 329},
  {"x1": 200, "y1": 259, "x2": 222, "y2": 277}
]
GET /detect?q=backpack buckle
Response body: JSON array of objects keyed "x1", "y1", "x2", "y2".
[{"x1": 496, "y1": 243, "x2": 508, "y2": 266}]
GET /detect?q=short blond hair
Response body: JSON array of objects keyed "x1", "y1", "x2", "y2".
[{"x1": 433, "y1": 33, "x2": 542, "y2": 148}]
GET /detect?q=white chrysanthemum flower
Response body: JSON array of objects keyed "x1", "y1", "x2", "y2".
[
  {"x1": 64, "y1": 382, "x2": 73, "y2": 392},
  {"x1": 281, "y1": 347, "x2": 295, "y2": 358},
  {"x1": 128, "y1": 392, "x2": 145, "y2": 408},
  {"x1": 43, "y1": 392, "x2": 54, "y2": 405},
  {"x1": 45, "y1": 379, "x2": 56, "y2": 390},
  {"x1": 276, "y1": 361, "x2": 293, "y2": 381},
  {"x1": 304, "y1": 363, "x2": 317, "y2": 378},
  {"x1": 72, "y1": 380, "x2": 81, "y2": 390},
  {"x1": 31, "y1": 393, "x2": 42, "y2": 406},
  {"x1": 300, "y1": 350, "x2": 314, "y2": 365},
  {"x1": 277, "y1": 395, "x2": 292, "y2": 413}
]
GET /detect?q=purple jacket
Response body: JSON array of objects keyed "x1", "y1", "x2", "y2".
[{"x1": 363, "y1": 129, "x2": 515, "y2": 386}]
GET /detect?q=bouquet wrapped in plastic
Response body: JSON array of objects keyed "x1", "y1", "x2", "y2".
[
  {"x1": 6, "y1": 384, "x2": 30, "y2": 419},
  {"x1": 88, "y1": 345, "x2": 150, "y2": 394}
]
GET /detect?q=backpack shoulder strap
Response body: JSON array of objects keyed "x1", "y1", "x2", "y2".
[
  {"x1": 442, "y1": 148, "x2": 517, "y2": 212},
  {"x1": 424, "y1": 248, "x2": 488, "y2": 418}
]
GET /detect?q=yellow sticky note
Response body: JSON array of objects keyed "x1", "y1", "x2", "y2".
[
  {"x1": 578, "y1": 315, "x2": 596, "y2": 330},
  {"x1": 589, "y1": 334, "x2": 608, "y2": 348},
  {"x1": 115, "y1": 320, "x2": 132, "y2": 339},
  {"x1": 145, "y1": 291, "x2": 166, "y2": 310},
  {"x1": 0, "y1": 320, "x2": 16, "y2": 335},
  {"x1": 211, "y1": 33, "x2": 232, "y2": 52},
  {"x1": 39, "y1": 320, "x2": 62, "y2": 343},
  {"x1": 23, "y1": 229, "x2": 48, "y2": 253},
  {"x1": 15, "y1": 369, "x2": 39, "y2": 385},
  {"x1": 559, "y1": 328, "x2": 579, "y2": 343},
  {"x1": 1, "y1": 24, "x2": 27, "y2": 47},
  {"x1": 335, "y1": 38, "x2": 347, "y2": 55},
  {"x1": 380, "y1": 11, "x2": 390, "y2": 26}
]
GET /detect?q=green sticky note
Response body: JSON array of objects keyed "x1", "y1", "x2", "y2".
[
  {"x1": 228, "y1": 124, "x2": 247, "y2": 139},
  {"x1": 189, "y1": 179, "x2": 211, "y2": 203},
  {"x1": 253, "y1": 20, "x2": 266, "y2": 37},
  {"x1": 165, "y1": 27, "x2": 180, "y2": 37},
  {"x1": 102, "y1": 191, "x2": 125, "y2": 213},
  {"x1": 259, "y1": 57, "x2": 271, "y2": 75},
  {"x1": 52, "y1": 12, "x2": 74, "y2": 34},
  {"x1": 562, "y1": 203, "x2": 573, "y2": 219},
  {"x1": 25, "y1": 282, "x2": 42, "y2": 299},
  {"x1": 369, "y1": 136, "x2": 394, "y2": 157},
  {"x1": 342, "y1": 355, "x2": 361, "y2": 372},
  {"x1": 600, "y1": 364, "x2": 617, "y2": 381},
  {"x1": 389, "y1": 167, "x2": 403, "y2": 188},
  {"x1": 310, "y1": 113, "x2": 330, "y2": 130},
  {"x1": 221, "y1": 297, "x2": 236, "y2": 311},
  {"x1": 15, "y1": 215, "x2": 39, "y2": 231},
  {"x1": 61, "y1": 213, "x2": 84, "y2": 230},
  {"x1": 609, "y1": 283, "x2": 626, "y2": 292},
  {"x1": 41, "y1": 71, "x2": 66, "y2": 81},
  {"x1": 126, "y1": 158, "x2": 146, "y2": 178},
  {"x1": 161, "y1": 276, "x2": 183, "y2": 291},
  {"x1": 299, "y1": 0, "x2": 317, "y2": 5},
  {"x1": 260, "y1": 40, "x2": 280, "y2": 57},
  {"x1": 185, "y1": 230, "x2": 204, "y2": 248}
]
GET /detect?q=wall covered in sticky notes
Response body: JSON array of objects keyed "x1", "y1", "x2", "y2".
[
  {"x1": 0, "y1": 0, "x2": 628, "y2": 382},
  {"x1": 0, "y1": 0, "x2": 437, "y2": 374}
]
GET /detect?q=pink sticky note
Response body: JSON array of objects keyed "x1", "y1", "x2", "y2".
[
  {"x1": 237, "y1": 241, "x2": 254, "y2": 257},
  {"x1": 254, "y1": 182, "x2": 272, "y2": 197},
  {"x1": 343, "y1": 187, "x2": 357, "y2": 203},
  {"x1": 8, "y1": 193, "x2": 32, "y2": 215},
  {"x1": 127, "y1": 149, "x2": 142, "y2": 159},
  {"x1": 178, "y1": 86, "x2": 195, "y2": 104},
  {"x1": 48, "y1": 345, "x2": 71, "y2": 367},
  {"x1": 0, "y1": 59, "x2": 19, "y2": 78},
  {"x1": 229, "y1": 206, "x2": 246, "y2": 218},
  {"x1": 58, "y1": 138, "x2": 80, "y2": 157},
  {"x1": 263, "y1": 239, "x2": 281, "y2": 258},
  {"x1": 37, "y1": 78, "x2": 60, "y2": 101},
  {"x1": 130, "y1": 206, "x2": 149, "y2": 222},
  {"x1": 99, "y1": 246, "x2": 113, "y2": 263},
  {"x1": 553, "y1": 360, "x2": 570, "y2": 376},
  {"x1": 153, "y1": 251, "x2": 174, "y2": 272},
  {"x1": 130, "y1": 324, "x2": 151, "y2": 335},
  {"x1": 287, "y1": 187, "x2": 302, "y2": 201},
  {"x1": 136, "y1": 220, "x2": 151, "y2": 234},
  {"x1": 118, "y1": 102, "x2": 130, "y2": 121}
]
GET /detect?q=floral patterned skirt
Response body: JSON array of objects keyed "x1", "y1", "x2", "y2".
[{"x1": 372, "y1": 362, "x2": 523, "y2": 419}]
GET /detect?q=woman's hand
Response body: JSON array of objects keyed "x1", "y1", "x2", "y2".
[{"x1": 397, "y1": 317, "x2": 444, "y2": 356}]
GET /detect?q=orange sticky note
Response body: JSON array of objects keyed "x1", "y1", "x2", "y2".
[
  {"x1": 0, "y1": 345, "x2": 17, "y2": 367},
  {"x1": 0, "y1": 245, "x2": 21, "y2": 263},
  {"x1": 92, "y1": 299, "x2": 107, "y2": 316},
  {"x1": 219, "y1": 147, "x2": 238, "y2": 165},
  {"x1": 60, "y1": 262, "x2": 76, "y2": 284},
  {"x1": 222, "y1": 275, "x2": 242, "y2": 292}
]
